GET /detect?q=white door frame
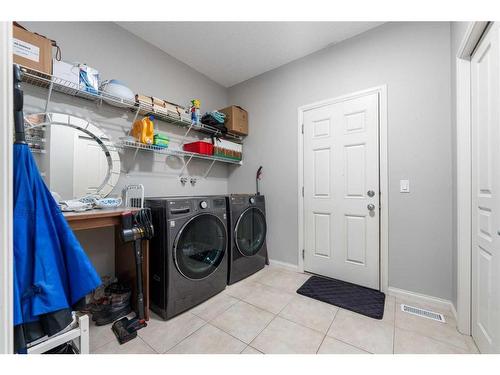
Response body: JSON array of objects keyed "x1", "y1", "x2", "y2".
[
  {"x1": 0, "y1": 21, "x2": 14, "y2": 354},
  {"x1": 455, "y1": 21, "x2": 490, "y2": 336},
  {"x1": 297, "y1": 85, "x2": 389, "y2": 292}
]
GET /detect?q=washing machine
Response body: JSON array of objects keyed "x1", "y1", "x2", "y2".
[
  {"x1": 227, "y1": 194, "x2": 268, "y2": 285},
  {"x1": 145, "y1": 196, "x2": 228, "y2": 320}
]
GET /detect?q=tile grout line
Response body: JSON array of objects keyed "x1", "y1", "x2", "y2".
[
  {"x1": 247, "y1": 291, "x2": 297, "y2": 352},
  {"x1": 202, "y1": 321, "x2": 258, "y2": 350},
  {"x1": 231, "y1": 285, "x2": 296, "y2": 315},
  {"x1": 319, "y1": 308, "x2": 373, "y2": 354},
  {"x1": 163, "y1": 321, "x2": 249, "y2": 354},
  {"x1": 245, "y1": 345, "x2": 264, "y2": 354},
  {"x1": 89, "y1": 335, "x2": 115, "y2": 353},
  {"x1": 277, "y1": 310, "x2": 336, "y2": 336},
  {"x1": 190, "y1": 294, "x2": 239, "y2": 322},
  {"x1": 160, "y1": 301, "x2": 252, "y2": 353},
  {"x1": 315, "y1": 307, "x2": 339, "y2": 354},
  {"x1": 161, "y1": 319, "x2": 209, "y2": 354},
  {"x1": 138, "y1": 335, "x2": 161, "y2": 354},
  {"x1": 325, "y1": 307, "x2": 393, "y2": 354}
]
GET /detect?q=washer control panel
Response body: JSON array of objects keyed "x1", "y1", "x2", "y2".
[{"x1": 200, "y1": 201, "x2": 208, "y2": 209}]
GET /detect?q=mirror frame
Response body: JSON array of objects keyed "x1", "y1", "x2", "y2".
[{"x1": 24, "y1": 112, "x2": 121, "y2": 199}]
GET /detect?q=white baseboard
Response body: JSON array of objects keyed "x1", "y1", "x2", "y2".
[
  {"x1": 268, "y1": 259, "x2": 299, "y2": 272},
  {"x1": 387, "y1": 287, "x2": 454, "y2": 315}
]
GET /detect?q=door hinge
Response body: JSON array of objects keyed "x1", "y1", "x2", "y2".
[
  {"x1": 301, "y1": 186, "x2": 304, "y2": 197},
  {"x1": 301, "y1": 123, "x2": 304, "y2": 134},
  {"x1": 302, "y1": 249, "x2": 305, "y2": 259}
]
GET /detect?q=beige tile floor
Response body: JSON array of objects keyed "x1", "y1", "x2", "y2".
[{"x1": 90, "y1": 266, "x2": 479, "y2": 354}]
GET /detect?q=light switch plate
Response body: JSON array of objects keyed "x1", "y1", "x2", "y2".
[{"x1": 400, "y1": 179, "x2": 410, "y2": 193}]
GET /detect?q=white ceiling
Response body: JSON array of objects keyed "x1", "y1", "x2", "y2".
[{"x1": 117, "y1": 22, "x2": 383, "y2": 87}]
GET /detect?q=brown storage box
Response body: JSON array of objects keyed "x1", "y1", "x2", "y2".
[
  {"x1": 219, "y1": 106, "x2": 248, "y2": 135},
  {"x1": 13, "y1": 25, "x2": 52, "y2": 75}
]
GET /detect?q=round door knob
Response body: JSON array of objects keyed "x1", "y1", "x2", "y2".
[
  {"x1": 200, "y1": 201, "x2": 208, "y2": 209},
  {"x1": 367, "y1": 204, "x2": 375, "y2": 211},
  {"x1": 249, "y1": 197, "x2": 255, "y2": 204}
]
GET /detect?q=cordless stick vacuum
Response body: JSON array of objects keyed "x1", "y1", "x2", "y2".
[
  {"x1": 256, "y1": 166, "x2": 263, "y2": 195},
  {"x1": 112, "y1": 208, "x2": 154, "y2": 344},
  {"x1": 255, "y1": 166, "x2": 269, "y2": 265}
]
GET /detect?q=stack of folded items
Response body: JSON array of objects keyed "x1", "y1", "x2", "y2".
[{"x1": 201, "y1": 111, "x2": 227, "y2": 133}]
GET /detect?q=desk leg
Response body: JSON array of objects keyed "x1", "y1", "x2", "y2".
[{"x1": 114, "y1": 227, "x2": 150, "y2": 321}]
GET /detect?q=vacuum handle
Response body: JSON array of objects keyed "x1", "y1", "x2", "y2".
[
  {"x1": 134, "y1": 239, "x2": 145, "y2": 320},
  {"x1": 13, "y1": 65, "x2": 26, "y2": 143}
]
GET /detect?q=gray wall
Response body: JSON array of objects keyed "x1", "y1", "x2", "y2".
[
  {"x1": 228, "y1": 22, "x2": 454, "y2": 300},
  {"x1": 21, "y1": 22, "x2": 230, "y2": 276},
  {"x1": 450, "y1": 22, "x2": 471, "y2": 308},
  {"x1": 20, "y1": 21, "x2": 457, "y2": 301}
]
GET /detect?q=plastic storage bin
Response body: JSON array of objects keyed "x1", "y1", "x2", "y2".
[{"x1": 183, "y1": 141, "x2": 214, "y2": 155}]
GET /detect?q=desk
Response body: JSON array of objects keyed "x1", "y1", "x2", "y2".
[{"x1": 64, "y1": 208, "x2": 149, "y2": 320}]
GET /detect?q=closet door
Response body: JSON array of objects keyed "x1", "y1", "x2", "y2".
[{"x1": 471, "y1": 22, "x2": 500, "y2": 354}]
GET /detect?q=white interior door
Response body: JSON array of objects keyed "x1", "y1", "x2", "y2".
[
  {"x1": 472, "y1": 22, "x2": 500, "y2": 354},
  {"x1": 303, "y1": 92, "x2": 380, "y2": 289}
]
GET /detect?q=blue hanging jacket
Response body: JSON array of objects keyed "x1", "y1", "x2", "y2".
[{"x1": 13, "y1": 143, "x2": 101, "y2": 326}]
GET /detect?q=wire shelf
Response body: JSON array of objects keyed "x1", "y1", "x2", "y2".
[
  {"x1": 20, "y1": 66, "x2": 243, "y2": 141},
  {"x1": 116, "y1": 139, "x2": 242, "y2": 166}
]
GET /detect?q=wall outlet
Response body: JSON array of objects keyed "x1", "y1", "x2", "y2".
[{"x1": 400, "y1": 179, "x2": 410, "y2": 193}]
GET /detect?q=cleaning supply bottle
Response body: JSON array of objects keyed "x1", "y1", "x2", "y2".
[{"x1": 131, "y1": 116, "x2": 154, "y2": 144}]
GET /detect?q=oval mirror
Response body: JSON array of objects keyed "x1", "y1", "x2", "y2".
[{"x1": 24, "y1": 113, "x2": 121, "y2": 201}]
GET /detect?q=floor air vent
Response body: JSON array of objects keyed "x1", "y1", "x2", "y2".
[{"x1": 400, "y1": 304, "x2": 446, "y2": 323}]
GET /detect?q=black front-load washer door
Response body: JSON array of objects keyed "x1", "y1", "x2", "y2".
[
  {"x1": 173, "y1": 213, "x2": 227, "y2": 280},
  {"x1": 234, "y1": 207, "x2": 267, "y2": 257}
]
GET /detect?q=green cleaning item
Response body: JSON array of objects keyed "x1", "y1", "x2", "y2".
[{"x1": 153, "y1": 133, "x2": 169, "y2": 148}]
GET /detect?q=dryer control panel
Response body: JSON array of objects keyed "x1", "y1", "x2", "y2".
[
  {"x1": 165, "y1": 197, "x2": 227, "y2": 218},
  {"x1": 230, "y1": 194, "x2": 265, "y2": 206}
]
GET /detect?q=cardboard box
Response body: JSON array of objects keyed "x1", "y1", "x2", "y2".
[
  {"x1": 13, "y1": 25, "x2": 52, "y2": 75},
  {"x1": 219, "y1": 106, "x2": 248, "y2": 135}
]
